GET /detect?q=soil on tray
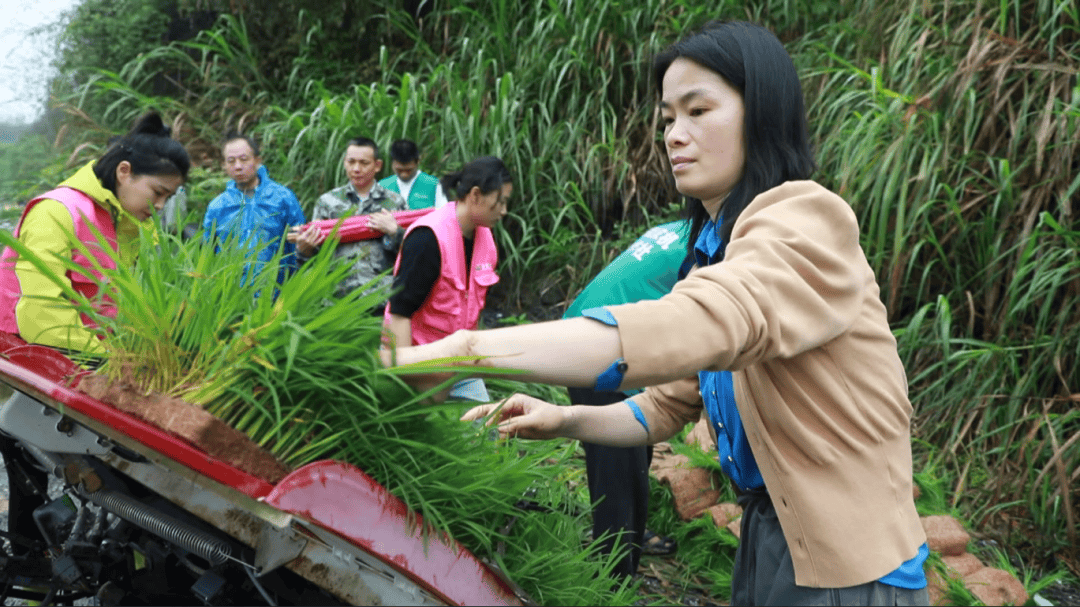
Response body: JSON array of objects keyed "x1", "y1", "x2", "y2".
[{"x1": 76, "y1": 374, "x2": 290, "y2": 483}]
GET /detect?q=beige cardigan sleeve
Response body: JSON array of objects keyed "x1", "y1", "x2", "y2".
[
  {"x1": 630, "y1": 376, "x2": 703, "y2": 443},
  {"x1": 608, "y1": 181, "x2": 870, "y2": 391}
]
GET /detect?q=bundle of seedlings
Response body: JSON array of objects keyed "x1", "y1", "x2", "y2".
[{"x1": 0, "y1": 222, "x2": 633, "y2": 606}]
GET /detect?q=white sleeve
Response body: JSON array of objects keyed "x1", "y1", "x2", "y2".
[{"x1": 434, "y1": 183, "x2": 448, "y2": 208}]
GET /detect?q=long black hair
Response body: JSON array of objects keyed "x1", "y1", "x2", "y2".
[
  {"x1": 94, "y1": 112, "x2": 190, "y2": 193},
  {"x1": 654, "y1": 21, "x2": 816, "y2": 258},
  {"x1": 441, "y1": 156, "x2": 513, "y2": 200}
]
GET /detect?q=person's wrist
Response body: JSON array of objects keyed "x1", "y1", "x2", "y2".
[
  {"x1": 559, "y1": 404, "x2": 579, "y2": 439},
  {"x1": 450, "y1": 329, "x2": 479, "y2": 362}
]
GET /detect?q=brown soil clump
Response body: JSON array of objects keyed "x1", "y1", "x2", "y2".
[{"x1": 76, "y1": 374, "x2": 290, "y2": 483}]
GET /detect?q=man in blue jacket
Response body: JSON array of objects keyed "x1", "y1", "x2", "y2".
[{"x1": 203, "y1": 133, "x2": 306, "y2": 284}]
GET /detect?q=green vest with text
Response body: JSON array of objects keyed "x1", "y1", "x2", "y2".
[
  {"x1": 564, "y1": 220, "x2": 690, "y2": 319},
  {"x1": 379, "y1": 172, "x2": 440, "y2": 210}
]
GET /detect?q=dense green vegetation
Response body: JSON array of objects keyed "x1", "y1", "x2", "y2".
[{"x1": 1, "y1": 0, "x2": 1077, "y2": 602}]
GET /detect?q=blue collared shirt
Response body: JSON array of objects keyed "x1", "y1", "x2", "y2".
[
  {"x1": 203, "y1": 165, "x2": 307, "y2": 285},
  {"x1": 693, "y1": 219, "x2": 765, "y2": 492},
  {"x1": 700, "y1": 368, "x2": 764, "y2": 491}
]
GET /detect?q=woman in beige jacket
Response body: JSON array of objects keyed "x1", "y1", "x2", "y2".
[{"x1": 389, "y1": 21, "x2": 929, "y2": 606}]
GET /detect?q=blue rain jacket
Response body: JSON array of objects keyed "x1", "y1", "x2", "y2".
[{"x1": 203, "y1": 165, "x2": 306, "y2": 284}]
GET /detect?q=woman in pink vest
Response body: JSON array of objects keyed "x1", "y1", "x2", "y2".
[
  {"x1": 384, "y1": 156, "x2": 512, "y2": 363},
  {"x1": 0, "y1": 112, "x2": 190, "y2": 355}
]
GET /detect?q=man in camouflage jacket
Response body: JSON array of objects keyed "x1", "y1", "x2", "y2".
[{"x1": 295, "y1": 137, "x2": 406, "y2": 299}]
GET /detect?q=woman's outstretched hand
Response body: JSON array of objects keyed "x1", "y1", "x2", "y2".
[{"x1": 461, "y1": 393, "x2": 568, "y2": 440}]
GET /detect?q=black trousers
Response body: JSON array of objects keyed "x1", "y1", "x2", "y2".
[{"x1": 567, "y1": 387, "x2": 653, "y2": 579}]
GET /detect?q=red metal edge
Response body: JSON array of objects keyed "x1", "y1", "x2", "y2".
[
  {"x1": 266, "y1": 460, "x2": 522, "y2": 607},
  {"x1": 0, "y1": 356, "x2": 274, "y2": 499}
]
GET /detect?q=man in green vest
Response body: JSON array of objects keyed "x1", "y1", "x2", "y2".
[
  {"x1": 564, "y1": 219, "x2": 690, "y2": 579},
  {"x1": 378, "y1": 139, "x2": 448, "y2": 210}
]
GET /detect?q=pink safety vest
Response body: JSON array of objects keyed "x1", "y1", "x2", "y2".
[
  {"x1": 0, "y1": 187, "x2": 119, "y2": 335},
  {"x1": 385, "y1": 202, "x2": 499, "y2": 345}
]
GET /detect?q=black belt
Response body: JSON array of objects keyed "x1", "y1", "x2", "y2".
[{"x1": 735, "y1": 484, "x2": 769, "y2": 508}]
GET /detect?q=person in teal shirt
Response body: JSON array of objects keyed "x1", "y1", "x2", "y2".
[
  {"x1": 378, "y1": 139, "x2": 447, "y2": 210},
  {"x1": 564, "y1": 219, "x2": 690, "y2": 579}
]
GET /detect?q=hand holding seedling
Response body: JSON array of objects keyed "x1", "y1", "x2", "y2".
[
  {"x1": 380, "y1": 330, "x2": 470, "y2": 400},
  {"x1": 461, "y1": 394, "x2": 567, "y2": 440}
]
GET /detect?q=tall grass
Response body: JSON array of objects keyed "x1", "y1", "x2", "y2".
[
  {"x1": 797, "y1": 0, "x2": 1080, "y2": 562},
  {"x1": 894, "y1": 212, "x2": 1080, "y2": 555},
  {"x1": 55, "y1": 0, "x2": 728, "y2": 304}
]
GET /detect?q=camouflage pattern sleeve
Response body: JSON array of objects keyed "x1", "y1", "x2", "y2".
[{"x1": 313, "y1": 189, "x2": 341, "y2": 222}]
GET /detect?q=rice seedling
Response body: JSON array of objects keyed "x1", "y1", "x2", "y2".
[
  {"x1": 923, "y1": 554, "x2": 982, "y2": 605},
  {"x1": 645, "y1": 499, "x2": 739, "y2": 602}
]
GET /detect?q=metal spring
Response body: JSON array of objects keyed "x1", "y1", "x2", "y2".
[
  {"x1": 21, "y1": 437, "x2": 231, "y2": 567},
  {"x1": 87, "y1": 506, "x2": 108, "y2": 544},
  {"x1": 85, "y1": 489, "x2": 231, "y2": 566}
]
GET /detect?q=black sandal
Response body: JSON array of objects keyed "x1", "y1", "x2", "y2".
[{"x1": 641, "y1": 530, "x2": 677, "y2": 556}]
